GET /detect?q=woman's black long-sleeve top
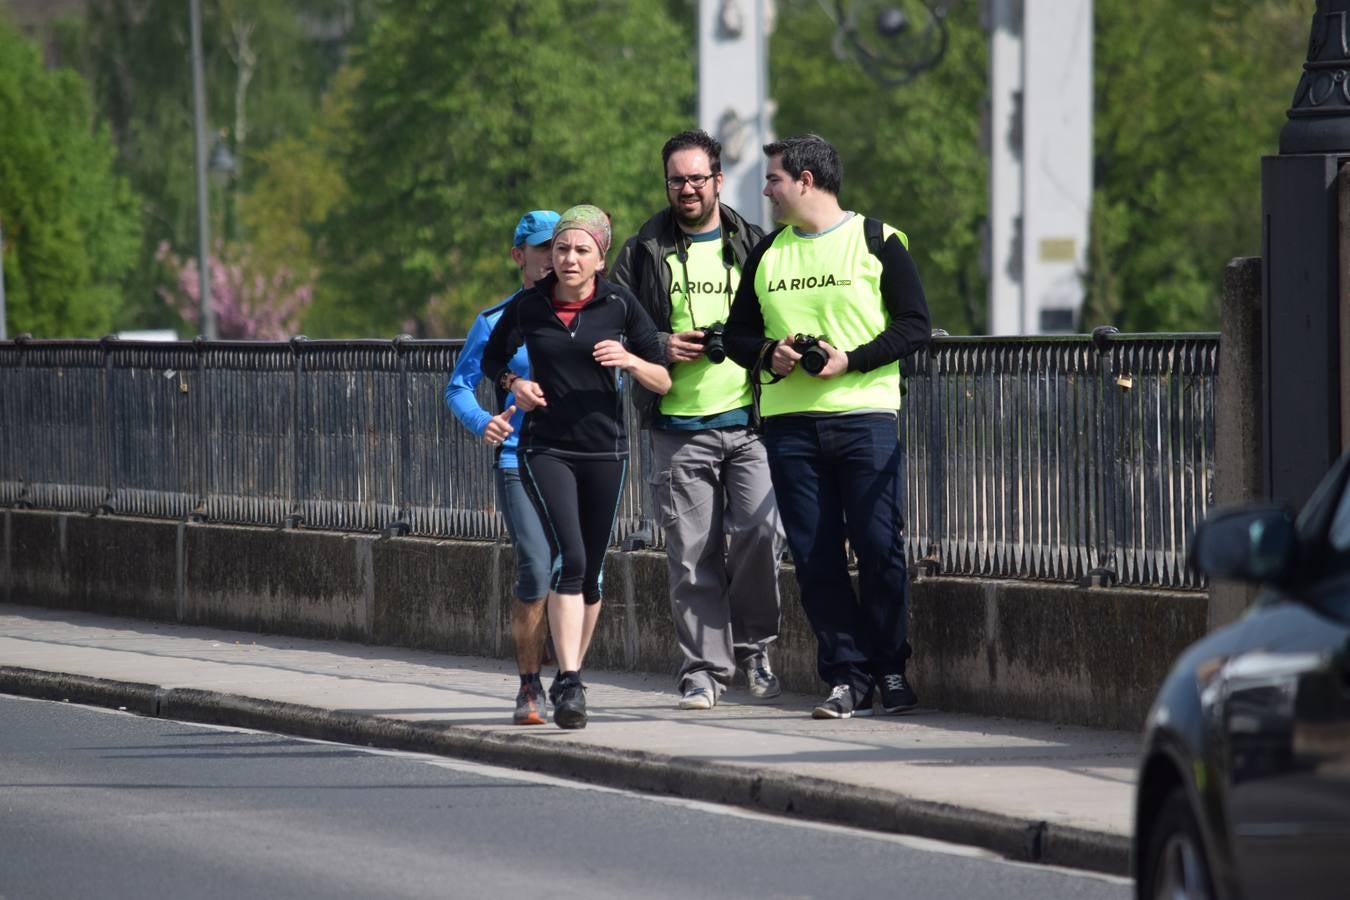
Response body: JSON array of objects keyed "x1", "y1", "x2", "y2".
[{"x1": 481, "y1": 272, "x2": 664, "y2": 460}]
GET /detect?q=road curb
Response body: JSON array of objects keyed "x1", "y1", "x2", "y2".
[{"x1": 0, "y1": 665, "x2": 1129, "y2": 876}]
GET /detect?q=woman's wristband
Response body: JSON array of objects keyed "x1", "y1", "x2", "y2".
[{"x1": 500, "y1": 372, "x2": 520, "y2": 391}]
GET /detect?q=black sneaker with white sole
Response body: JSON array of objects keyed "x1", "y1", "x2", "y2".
[
  {"x1": 877, "y1": 671, "x2": 918, "y2": 713},
  {"x1": 812, "y1": 684, "x2": 863, "y2": 719}
]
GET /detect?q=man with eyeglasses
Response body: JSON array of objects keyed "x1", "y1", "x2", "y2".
[{"x1": 612, "y1": 130, "x2": 785, "y2": 712}]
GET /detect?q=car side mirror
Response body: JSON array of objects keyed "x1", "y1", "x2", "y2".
[{"x1": 1190, "y1": 505, "x2": 1299, "y2": 584}]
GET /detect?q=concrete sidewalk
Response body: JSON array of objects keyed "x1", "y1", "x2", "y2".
[{"x1": 0, "y1": 603, "x2": 1138, "y2": 875}]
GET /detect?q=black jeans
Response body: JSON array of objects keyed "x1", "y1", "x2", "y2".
[{"x1": 762, "y1": 413, "x2": 910, "y2": 696}]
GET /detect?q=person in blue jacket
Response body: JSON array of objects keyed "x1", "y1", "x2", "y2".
[{"x1": 445, "y1": 209, "x2": 559, "y2": 725}]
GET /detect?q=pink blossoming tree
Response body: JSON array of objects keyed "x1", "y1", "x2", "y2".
[{"x1": 158, "y1": 242, "x2": 313, "y2": 339}]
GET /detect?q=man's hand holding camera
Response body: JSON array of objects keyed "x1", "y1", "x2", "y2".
[
  {"x1": 667, "y1": 330, "x2": 707, "y2": 363},
  {"x1": 771, "y1": 333, "x2": 847, "y2": 379},
  {"x1": 668, "y1": 325, "x2": 728, "y2": 365}
]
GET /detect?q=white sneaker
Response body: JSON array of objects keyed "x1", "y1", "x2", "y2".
[
  {"x1": 678, "y1": 686, "x2": 715, "y2": 710},
  {"x1": 743, "y1": 662, "x2": 782, "y2": 700}
]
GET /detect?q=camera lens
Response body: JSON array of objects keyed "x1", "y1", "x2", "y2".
[
  {"x1": 703, "y1": 323, "x2": 726, "y2": 365},
  {"x1": 800, "y1": 346, "x2": 827, "y2": 375},
  {"x1": 792, "y1": 334, "x2": 828, "y2": 375}
]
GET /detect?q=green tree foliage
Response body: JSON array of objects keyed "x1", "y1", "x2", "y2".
[
  {"x1": 309, "y1": 0, "x2": 695, "y2": 337},
  {"x1": 0, "y1": 17, "x2": 140, "y2": 337},
  {"x1": 54, "y1": 0, "x2": 372, "y2": 330},
  {"x1": 1085, "y1": 0, "x2": 1308, "y2": 332},
  {"x1": 42, "y1": 0, "x2": 1316, "y2": 338},
  {"x1": 770, "y1": 0, "x2": 989, "y2": 333},
  {"x1": 237, "y1": 64, "x2": 358, "y2": 286},
  {"x1": 771, "y1": 0, "x2": 1308, "y2": 334}
]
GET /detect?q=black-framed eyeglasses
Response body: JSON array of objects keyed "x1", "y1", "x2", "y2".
[{"x1": 665, "y1": 173, "x2": 714, "y2": 190}]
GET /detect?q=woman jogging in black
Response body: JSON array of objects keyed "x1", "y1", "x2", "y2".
[{"x1": 481, "y1": 204, "x2": 671, "y2": 729}]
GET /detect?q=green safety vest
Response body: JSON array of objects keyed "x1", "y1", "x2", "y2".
[
  {"x1": 662, "y1": 237, "x2": 753, "y2": 417},
  {"x1": 755, "y1": 215, "x2": 908, "y2": 417}
]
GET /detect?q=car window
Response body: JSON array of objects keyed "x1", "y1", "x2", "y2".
[{"x1": 1298, "y1": 453, "x2": 1350, "y2": 542}]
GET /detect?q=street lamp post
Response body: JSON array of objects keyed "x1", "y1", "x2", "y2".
[
  {"x1": 823, "y1": 0, "x2": 956, "y2": 87},
  {"x1": 189, "y1": 0, "x2": 216, "y2": 340},
  {"x1": 701, "y1": 1, "x2": 958, "y2": 226},
  {"x1": 210, "y1": 130, "x2": 239, "y2": 242}
]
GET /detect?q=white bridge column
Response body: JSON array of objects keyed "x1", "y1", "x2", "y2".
[
  {"x1": 698, "y1": 0, "x2": 773, "y2": 224},
  {"x1": 988, "y1": 0, "x2": 1023, "y2": 334},
  {"x1": 988, "y1": 0, "x2": 1093, "y2": 335}
]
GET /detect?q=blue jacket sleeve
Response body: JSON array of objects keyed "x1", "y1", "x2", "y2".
[
  {"x1": 445, "y1": 313, "x2": 494, "y2": 438},
  {"x1": 481, "y1": 294, "x2": 523, "y2": 386}
]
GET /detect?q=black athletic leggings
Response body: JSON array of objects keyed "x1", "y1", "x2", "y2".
[{"x1": 521, "y1": 453, "x2": 627, "y2": 604}]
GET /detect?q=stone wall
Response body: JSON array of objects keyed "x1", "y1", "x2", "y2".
[{"x1": 1, "y1": 509, "x2": 1205, "y2": 731}]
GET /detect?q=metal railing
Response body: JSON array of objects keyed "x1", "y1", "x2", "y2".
[
  {"x1": 0, "y1": 329, "x2": 1216, "y2": 590},
  {"x1": 902, "y1": 330, "x2": 1216, "y2": 589}
]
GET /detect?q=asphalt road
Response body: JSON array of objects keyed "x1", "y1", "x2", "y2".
[{"x1": 0, "y1": 695, "x2": 1132, "y2": 900}]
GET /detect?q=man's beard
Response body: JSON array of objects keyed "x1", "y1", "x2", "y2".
[{"x1": 673, "y1": 193, "x2": 718, "y2": 231}]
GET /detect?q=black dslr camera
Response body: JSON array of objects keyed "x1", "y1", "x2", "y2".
[
  {"x1": 792, "y1": 333, "x2": 830, "y2": 375},
  {"x1": 697, "y1": 322, "x2": 727, "y2": 364}
]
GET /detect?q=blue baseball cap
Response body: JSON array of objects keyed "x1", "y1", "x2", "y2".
[{"x1": 513, "y1": 210, "x2": 561, "y2": 247}]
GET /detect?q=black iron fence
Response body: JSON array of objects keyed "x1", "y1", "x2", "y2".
[{"x1": 0, "y1": 329, "x2": 1216, "y2": 590}]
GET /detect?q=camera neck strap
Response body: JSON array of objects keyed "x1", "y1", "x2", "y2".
[
  {"x1": 674, "y1": 228, "x2": 734, "y2": 331},
  {"x1": 747, "y1": 339, "x2": 782, "y2": 432}
]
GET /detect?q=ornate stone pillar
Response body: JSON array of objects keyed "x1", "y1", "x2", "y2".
[{"x1": 1261, "y1": 0, "x2": 1350, "y2": 505}]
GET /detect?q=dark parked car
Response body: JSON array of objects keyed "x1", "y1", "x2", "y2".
[{"x1": 1133, "y1": 454, "x2": 1350, "y2": 899}]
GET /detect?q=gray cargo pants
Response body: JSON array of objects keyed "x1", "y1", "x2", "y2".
[{"x1": 650, "y1": 426, "x2": 784, "y2": 696}]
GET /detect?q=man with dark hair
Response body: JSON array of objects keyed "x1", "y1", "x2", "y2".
[
  {"x1": 763, "y1": 133, "x2": 844, "y2": 195},
  {"x1": 612, "y1": 129, "x2": 785, "y2": 711},
  {"x1": 725, "y1": 133, "x2": 932, "y2": 719}
]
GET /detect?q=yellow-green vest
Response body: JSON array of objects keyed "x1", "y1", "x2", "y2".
[
  {"x1": 662, "y1": 236, "x2": 752, "y2": 417},
  {"x1": 755, "y1": 215, "x2": 908, "y2": 417}
]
